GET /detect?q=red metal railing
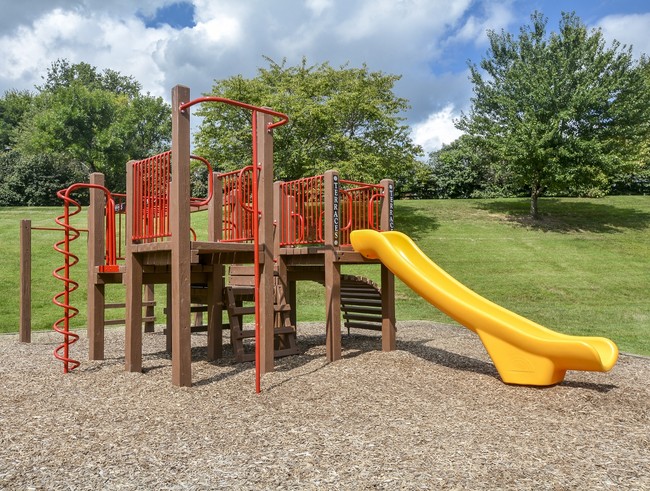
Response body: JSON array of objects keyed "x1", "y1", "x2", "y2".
[
  {"x1": 218, "y1": 166, "x2": 255, "y2": 242},
  {"x1": 53, "y1": 183, "x2": 118, "y2": 373},
  {"x1": 113, "y1": 193, "x2": 126, "y2": 260},
  {"x1": 131, "y1": 152, "x2": 214, "y2": 243},
  {"x1": 278, "y1": 176, "x2": 385, "y2": 247},
  {"x1": 339, "y1": 180, "x2": 384, "y2": 246},
  {"x1": 132, "y1": 151, "x2": 171, "y2": 242},
  {"x1": 279, "y1": 175, "x2": 325, "y2": 246}
]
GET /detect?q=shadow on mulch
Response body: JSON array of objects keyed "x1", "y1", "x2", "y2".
[
  {"x1": 398, "y1": 337, "x2": 498, "y2": 379},
  {"x1": 109, "y1": 330, "x2": 619, "y2": 393},
  {"x1": 557, "y1": 379, "x2": 617, "y2": 393}
]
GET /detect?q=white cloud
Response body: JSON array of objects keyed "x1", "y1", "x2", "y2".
[
  {"x1": 0, "y1": 7, "x2": 172, "y2": 96},
  {"x1": 597, "y1": 12, "x2": 650, "y2": 59},
  {"x1": 306, "y1": 0, "x2": 333, "y2": 17},
  {"x1": 449, "y1": 0, "x2": 515, "y2": 46},
  {"x1": 9, "y1": 0, "x2": 640, "y2": 150},
  {"x1": 411, "y1": 104, "x2": 464, "y2": 154},
  {"x1": 337, "y1": 0, "x2": 471, "y2": 42}
]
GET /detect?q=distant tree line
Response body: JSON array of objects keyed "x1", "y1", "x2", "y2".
[
  {"x1": 0, "y1": 60, "x2": 171, "y2": 205},
  {"x1": 2, "y1": 12, "x2": 648, "y2": 213}
]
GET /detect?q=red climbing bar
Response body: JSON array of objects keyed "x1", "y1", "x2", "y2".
[{"x1": 53, "y1": 183, "x2": 118, "y2": 373}]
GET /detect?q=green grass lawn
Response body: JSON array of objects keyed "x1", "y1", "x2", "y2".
[{"x1": 2, "y1": 196, "x2": 648, "y2": 356}]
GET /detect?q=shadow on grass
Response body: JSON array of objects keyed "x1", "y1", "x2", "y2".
[
  {"x1": 393, "y1": 203, "x2": 439, "y2": 240},
  {"x1": 475, "y1": 198, "x2": 650, "y2": 233}
]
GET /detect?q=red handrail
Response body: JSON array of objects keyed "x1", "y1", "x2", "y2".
[
  {"x1": 189, "y1": 154, "x2": 214, "y2": 207},
  {"x1": 179, "y1": 97, "x2": 289, "y2": 130}
]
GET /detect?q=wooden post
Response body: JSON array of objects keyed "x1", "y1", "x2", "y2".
[
  {"x1": 380, "y1": 265, "x2": 396, "y2": 351},
  {"x1": 274, "y1": 181, "x2": 291, "y2": 329},
  {"x1": 170, "y1": 84, "x2": 193, "y2": 387},
  {"x1": 125, "y1": 161, "x2": 143, "y2": 373},
  {"x1": 166, "y1": 285, "x2": 172, "y2": 354},
  {"x1": 257, "y1": 111, "x2": 275, "y2": 374},
  {"x1": 324, "y1": 169, "x2": 341, "y2": 362},
  {"x1": 208, "y1": 171, "x2": 222, "y2": 242},
  {"x1": 144, "y1": 284, "x2": 155, "y2": 332},
  {"x1": 379, "y1": 178, "x2": 396, "y2": 351},
  {"x1": 19, "y1": 219, "x2": 31, "y2": 343},
  {"x1": 88, "y1": 172, "x2": 106, "y2": 359},
  {"x1": 208, "y1": 171, "x2": 223, "y2": 360}
]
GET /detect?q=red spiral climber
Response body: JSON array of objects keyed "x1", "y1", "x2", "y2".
[{"x1": 53, "y1": 183, "x2": 117, "y2": 373}]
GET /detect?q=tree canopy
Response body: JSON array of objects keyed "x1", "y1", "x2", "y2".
[
  {"x1": 194, "y1": 58, "x2": 424, "y2": 193},
  {"x1": 0, "y1": 59, "x2": 171, "y2": 202},
  {"x1": 457, "y1": 11, "x2": 650, "y2": 217}
]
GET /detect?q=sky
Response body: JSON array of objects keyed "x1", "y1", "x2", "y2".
[{"x1": 1, "y1": 0, "x2": 649, "y2": 154}]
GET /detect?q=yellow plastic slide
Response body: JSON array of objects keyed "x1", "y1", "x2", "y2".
[{"x1": 350, "y1": 230, "x2": 618, "y2": 386}]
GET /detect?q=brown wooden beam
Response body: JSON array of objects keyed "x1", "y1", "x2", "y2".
[
  {"x1": 19, "y1": 219, "x2": 31, "y2": 343},
  {"x1": 170, "y1": 84, "x2": 193, "y2": 387},
  {"x1": 88, "y1": 172, "x2": 105, "y2": 359},
  {"x1": 324, "y1": 170, "x2": 341, "y2": 361},
  {"x1": 257, "y1": 111, "x2": 275, "y2": 374}
]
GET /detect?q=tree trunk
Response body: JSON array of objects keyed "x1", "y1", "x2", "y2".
[{"x1": 530, "y1": 184, "x2": 542, "y2": 219}]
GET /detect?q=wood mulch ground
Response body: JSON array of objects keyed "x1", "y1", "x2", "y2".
[{"x1": 1, "y1": 321, "x2": 648, "y2": 490}]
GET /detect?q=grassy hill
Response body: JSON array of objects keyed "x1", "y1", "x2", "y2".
[{"x1": 1, "y1": 196, "x2": 648, "y2": 355}]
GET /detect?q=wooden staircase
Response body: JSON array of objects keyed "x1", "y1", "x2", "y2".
[
  {"x1": 225, "y1": 266, "x2": 299, "y2": 363},
  {"x1": 340, "y1": 275, "x2": 385, "y2": 335}
]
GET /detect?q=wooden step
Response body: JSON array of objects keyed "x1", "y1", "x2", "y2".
[
  {"x1": 340, "y1": 275, "x2": 386, "y2": 334},
  {"x1": 229, "y1": 306, "x2": 256, "y2": 316}
]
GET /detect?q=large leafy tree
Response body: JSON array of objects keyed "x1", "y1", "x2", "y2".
[
  {"x1": 0, "y1": 90, "x2": 33, "y2": 151},
  {"x1": 458, "y1": 12, "x2": 650, "y2": 217},
  {"x1": 194, "y1": 58, "x2": 423, "y2": 192},
  {"x1": 12, "y1": 60, "x2": 171, "y2": 192}
]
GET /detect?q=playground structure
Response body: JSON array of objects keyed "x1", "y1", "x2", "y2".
[
  {"x1": 44, "y1": 85, "x2": 396, "y2": 390},
  {"x1": 25, "y1": 84, "x2": 619, "y2": 389}
]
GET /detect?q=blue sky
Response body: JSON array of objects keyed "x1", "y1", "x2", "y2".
[{"x1": 1, "y1": 1, "x2": 648, "y2": 153}]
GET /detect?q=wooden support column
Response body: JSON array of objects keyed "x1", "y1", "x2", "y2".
[
  {"x1": 88, "y1": 172, "x2": 106, "y2": 359},
  {"x1": 207, "y1": 172, "x2": 223, "y2": 361},
  {"x1": 379, "y1": 178, "x2": 396, "y2": 351},
  {"x1": 144, "y1": 284, "x2": 155, "y2": 333},
  {"x1": 274, "y1": 180, "x2": 298, "y2": 327},
  {"x1": 19, "y1": 219, "x2": 31, "y2": 343},
  {"x1": 170, "y1": 85, "x2": 193, "y2": 387},
  {"x1": 257, "y1": 111, "x2": 275, "y2": 374},
  {"x1": 380, "y1": 265, "x2": 396, "y2": 351},
  {"x1": 125, "y1": 161, "x2": 143, "y2": 372},
  {"x1": 166, "y1": 285, "x2": 172, "y2": 354},
  {"x1": 324, "y1": 169, "x2": 341, "y2": 361},
  {"x1": 273, "y1": 181, "x2": 286, "y2": 328}
]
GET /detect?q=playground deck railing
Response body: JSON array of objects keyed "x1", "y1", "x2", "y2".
[
  {"x1": 129, "y1": 152, "x2": 213, "y2": 244},
  {"x1": 339, "y1": 179, "x2": 385, "y2": 247},
  {"x1": 218, "y1": 166, "x2": 255, "y2": 243},
  {"x1": 278, "y1": 172, "x2": 391, "y2": 248}
]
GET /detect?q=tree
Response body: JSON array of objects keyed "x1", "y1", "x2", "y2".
[
  {"x1": 194, "y1": 58, "x2": 423, "y2": 193},
  {"x1": 12, "y1": 60, "x2": 171, "y2": 192},
  {"x1": 458, "y1": 11, "x2": 650, "y2": 217},
  {"x1": 0, "y1": 90, "x2": 33, "y2": 151},
  {"x1": 0, "y1": 151, "x2": 86, "y2": 206}
]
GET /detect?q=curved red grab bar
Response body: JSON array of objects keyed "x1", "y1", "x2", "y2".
[{"x1": 179, "y1": 96, "x2": 289, "y2": 130}]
